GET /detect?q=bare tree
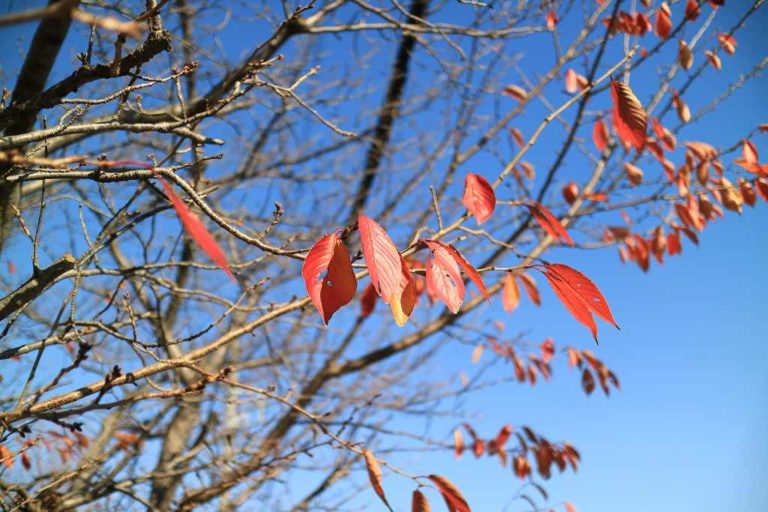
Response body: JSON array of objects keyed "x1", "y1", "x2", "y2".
[{"x1": 0, "y1": 0, "x2": 766, "y2": 510}]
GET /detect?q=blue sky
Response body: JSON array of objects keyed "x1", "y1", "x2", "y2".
[{"x1": 1, "y1": 1, "x2": 766, "y2": 511}]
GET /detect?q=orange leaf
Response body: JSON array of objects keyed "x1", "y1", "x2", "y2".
[
  {"x1": 502, "y1": 85, "x2": 527, "y2": 101},
  {"x1": 678, "y1": 40, "x2": 693, "y2": 70},
  {"x1": 527, "y1": 202, "x2": 574, "y2": 246},
  {"x1": 303, "y1": 233, "x2": 357, "y2": 324},
  {"x1": 428, "y1": 475, "x2": 471, "y2": 512},
  {"x1": 624, "y1": 163, "x2": 644, "y2": 186},
  {"x1": 462, "y1": 173, "x2": 496, "y2": 224},
  {"x1": 502, "y1": 273, "x2": 520, "y2": 313},
  {"x1": 509, "y1": 127, "x2": 525, "y2": 147},
  {"x1": 540, "y1": 264, "x2": 618, "y2": 341},
  {"x1": 454, "y1": 429, "x2": 466, "y2": 460},
  {"x1": 610, "y1": 81, "x2": 647, "y2": 152},
  {"x1": 565, "y1": 502, "x2": 578, "y2": 512},
  {"x1": 592, "y1": 118, "x2": 609, "y2": 152},
  {"x1": 413, "y1": 490, "x2": 432, "y2": 512},
  {"x1": 363, "y1": 450, "x2": 392, "y2": 511},
  {"x1": 546, "y1": 10, "x2": 558, "y2": 31},
  {"x1": 159, "y1": 178, "x2": 235, "y2": 281},
  {"x1": 743, "y1": 139, "x2": 759, "y2": 165},
  {"x1": 565, "y1": 69, "x2": 587, "y2": 93},
  {"x1": 718, "y1": 33, "x2": 737, "y2": 55},
  {"x1": 704, "y1": 50, "x2": 722, "y2": 71}
]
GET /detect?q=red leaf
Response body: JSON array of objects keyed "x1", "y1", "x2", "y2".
[
  {"x1": 592, "y1": 118, "x2": 609, "y2": 152},
  {"x1": 655, "y1": 4, "x2": 672, "y2": 40},
  {"x1": 358, "y1": 214, "x2": 414, "y2": 326},
  {"x1": 541, "y1": 338, "x2": 555, "y2": 363},
  {"x1": 360, "y1": 282, "x2": 378, "y2": 318},
  {"x1": 743, "y1": 139, "x2": 759, "y2": 165},
  {"x1": 424, "y1": 240, "x2": 490, "y2": 301},
  {"x1": 159, "y1": 178, "x2": 235, "y2": 281},
  {"x1": 685, "y1": 0, "x2": 700, "y2": 20},
  {"x1": 502, "y1": 272, "x2": 520, "y2": 313},
  {"x1": 495, "y1": 424, "x2": 513, "y2": 448},
  {"x1": 509, "y1": 127, "x2": 525, "y2": 147},
  {"x1": 518, "y1": 272, "x2": 541, "y2": 306},
  {"x1": 539, "y1": 264, "x2": 618, "y2": 341},
  {"x1": 565, "y1": 502, "x2": 578, "y2": 512},
  {"x1": 527, "y1": 202, "x2": 574, "y2": 246},
  {"x1": 562, "y1": 182, "x2": 579, "y2": 205},
  {"x1": 425, "y1": 243, "x2": 466, "y2": 313},
  {"x1": 363, "y1": 450, "x2": 392, "y2": 511},
  {"x1": 428, "y1": 475, "x2": 471, "y2": 512},
  {"x1": 413, "y1": 490, "x2": 432, "y2": 512},
  {"x1": 462, "y1": 173, "x2": 496, "y2": 225},
  {"x1": 546, "y1": 10, "x2": 558, "y2": 31},
  {"x1": 610, "y1": 81, "x2": 647, "y2": 152},
  {"x1": 303, "y1": 233, "x2": 357, "y2": 324}
]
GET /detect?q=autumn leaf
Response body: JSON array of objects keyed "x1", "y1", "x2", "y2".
[
  {"x1": 562, "y1": 182, "x2": 579, "y2": 205},
  {"x1": 502, "y1": 85, "x2": 528, "y2": 101},
  {"x1": 546, "y1": 10, "x2": 558, "y2": 31},
  {"x1": 502, "y1": 272, "x2": 520, "y2": 313},
  {"x1": 428, "y1": 475, "x2": 471, "y2": 512},
  {"x1": 454, "y1": 429, "x2": 465, "y2": 459},
  {"x1": 303, "y1": 233, "x2": 357, "y2": 324},
  {"x1": 539, "y1": 263, "x2": 618, "y2": 341},
  {"x1": 592, "y1": 118, "x2": 609, "y2": 152},
  {"x1": 705, "y1": 50, "x2": 722, "y2": 71},
  {"x1": 565, "y1": 501, "x2": 578, "y2": 512},
  {"x1": 541, "y1": 339, "x2": 555, "y2": 363},
  {"x1": 413, "y1": 490, "x2": 432, "y2": 512},
  {"x1": 655, "y1": 3, "x2": 672, "y2": 40},
  {"x1": 425, "y1": 242, "x2": 466, "y2": 313},
  {"x1": 624, "y1": 163, "x2": 644, "y2": 186},
  {"x1": 159, "y1": 178, "x2": 236, "y2": 282},
  {"x1": 424, "y1": 239, "x2": 489, "y2": 301},
  {"x1": 526, "y1": 202, "x2": 574, "y2": 246},
  {"x1": 678, "y1": 40, "x2": 693, "y2": 70},
  {"x1": 565, "y1": 69, "x2": 587, "y2": 93},
  {"x1": 462, "y1": 173, "x2": 496, "y2": 225},
  {"x1": 363, "y1": 450, "x2": 393, "y2": 511},
  {"x1": 518, "y1": 272, "x2": 541, "y2": 306},
  {"x1": 358, "y1": 214, "x2": 414, "y2": 326},
  {"x1": 610, "y1": 81, "x2": 647, "y2": 152},
  {"x1": 718, "y1": 33, "x2": 737, "y2": 55},
  {"x1": 360, "y1": 282, "x2": 378, "y2": 318},
  {"x1": 685, "y1": 0, "x2": 701, "y2": 20}
]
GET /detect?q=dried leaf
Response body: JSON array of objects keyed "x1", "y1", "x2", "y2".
[
  {"x1": 413, "y1": 490, "x2": 432, "y2": 512},
  {"x1": 678, "y1": 40, "x2": 693, "y2": 70},
  {"x1": 502, "y1": 272, "x2": 520, "y2": 313},
  {"x1": 718, "y1": 33, "x2": 737, "y2": 55},
  {"x1": 611, "y1": 81, "x2": 647, "y2": 152},
  {"x1": 593, "y1": 118, "x2": 609, "y2": 152},
  {"x1": 428, "y1": 475, "x2": 471, "y2": 512},
  {"x1": 518, "y1": 272, "x2": 541, "y2": 306},
  {"x1": 685, "y1": 0, "x2": 701, "y2": 20},
  {"x1": 655, "y1": 4, "x2": 672, "y2": 40},
  {"x1": 624, "y1": 163, "x2": 644, "y2": 186},
  {"x1": 503, "y1": 85, "x2": 527, "y2": 101},
  {"x1": 363, "y1": 450, "x2": 392, "y2": 511}
]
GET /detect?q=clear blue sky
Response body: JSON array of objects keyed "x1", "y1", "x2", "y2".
[{"x1": 1, "y1": 2, "x2": 766, "y2": 511}]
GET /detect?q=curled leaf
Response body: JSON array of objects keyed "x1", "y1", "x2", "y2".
[
  {"x1": 611, "y1": 81, "x2": 647, "y2": 152},
  {"x1": 303, "y1": 233, "x2": 357, "y2": 324},
  {"x1": 363, "y1": 450, "x2": 392, "y2": 511},
  {"x1": 428, "y1": 475, "x2": 471, "y2": 512}
]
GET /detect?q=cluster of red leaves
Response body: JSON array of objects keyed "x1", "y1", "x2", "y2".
[
  {"x1": 453, "y1": 423, "x2": 580, "y2": 482},
  {"x1": 567, "y1": 347, "x2": 620, "y2": 396},
  {"x1": 483, "y1": 336, "x2": 554, "y2": 386},
  {"x1": 604, "y1": 137, "x2": 768, "y2": 273},
  {"x1": 1, "y1": 430, "x2": 91, "y2": 470}
]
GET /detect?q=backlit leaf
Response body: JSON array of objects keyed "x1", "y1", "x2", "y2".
[
  {"x1": 413, "y1": 490, "x2": 432, "y2": 512},
  {"x1": 363, "y1": 450, "x2": 392, "y2": 511},
  {"x1": 462, "y1": 173, "x2": 496, "y2": 225},
  {"x1": 592, "y1": 118, "x2": 609, "y2": 152},
  {"x1": 303, "y1": 233, "x2": 357, "y2": 324},
  {"x1": 610, "y1": 81, "x2": 647, "y2": 152},
  {"x1": 159, "y1": 178, "x2": 235, "y2": 282},
  {"x1": 502, "y1": 272, "x2": 520, "y2": 313},
  {"x1": 527, "y1": 202, "x2": 574, "y2": 246},
  {"x1": 428, "y1": 475, "x2": 471, "y2": 512}
]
